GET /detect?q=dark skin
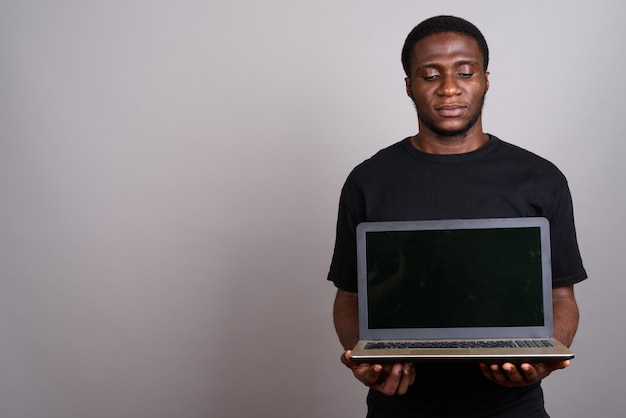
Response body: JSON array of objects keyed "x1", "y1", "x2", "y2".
[{"x1": 334, "y1": 32, "x2": 580, "y2": 394}]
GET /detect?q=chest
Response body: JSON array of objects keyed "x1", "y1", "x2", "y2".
[{"x1": 361, "y1": 162, "x2": 546, "y2": 221}]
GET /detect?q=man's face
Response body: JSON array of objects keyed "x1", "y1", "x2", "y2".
[{"x1": 405, "y1": 32, "x2": 489, "y2": 138}]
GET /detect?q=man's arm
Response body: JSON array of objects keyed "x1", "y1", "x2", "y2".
[
  {"x1": 333, "y1": 289, "x2": 415, "y2": 396},
  {"x1": 333, "y1": 289, "x2": 360, "y2": 350},
  {"x1": 552, "y1": 285, "x2": 579, "y2": 347},
  {"x1": 480, "y1": 285, "x2": 579, "y2": 387}
]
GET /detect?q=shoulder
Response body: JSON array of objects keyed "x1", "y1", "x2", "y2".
[
  {"x1": 346, "y1": 138, "x2": 409, "y2": 180},
  {"x1": 493, "y1": 137, "x2": 555, "y2": 164},
  {"x1": 359, "y1": 138, "x2": 408, "y2": 166},
  {"x1": 491, "y1": 137, "x2": 567, "y2": 181}
]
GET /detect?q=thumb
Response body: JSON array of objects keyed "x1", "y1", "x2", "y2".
[{"x1": 341, "y1": 350, "x2": 355, "y2": 368}]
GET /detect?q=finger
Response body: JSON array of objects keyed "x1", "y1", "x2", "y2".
[
  {"x1": 407, "y1": 363, "x2": 417, "y2": 386},
  {"x1": 395, "y1": 363, "x2": 415, "y2": 395},
  {"x1": 480, "y1": 367, "x2": 502, "y2": 384},
  {"x1": 479, "y1": 362, "x2": 491, "y2": 377},
  {"x1": 482, "y1": 363, "x2": 517, "y2": 385},
  {"x1": 488, "y1": 363, "x2": 506, "y2": 377},
  {"x1": 489, "y1": 363, "x2": 514, "y2": 384},
  {"x1": 480, "y1": 363, "x2": 507, "y2": 386},
  {"x1": 527, "y1": 360, "x2": 570, "y2": 379},
  {"x1": 341, "y1": 351, "x2": 386, "y2": 386},
  {"x1": 357, "y1": 363, "x2": 384, "y2": 386},
  {"x1": 376, "y1": 364, "x2": 403, "y2": 396},
  {"x1": 341, "y1": 350, "x2": 376, "y2": 372},
  {"x1": 503, "y1": 363, "x2": 528, "y2": 382},
  {"x1": 519, "y1": 363, "x2": 540, "y2": 381},
  {"x1": 340, "y1": 350, "x2": 351, "y2": 367},
  {"x1": 545, "y1": 360, "x2": 570, "y2": 371}
]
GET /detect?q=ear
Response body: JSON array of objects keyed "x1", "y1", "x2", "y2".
[
  {"x1": 405, "y1": 77, "x2": 413, "y2": 98},
  {"x1": 485, "y1": 71, "x2": 490, "y2": 92}
]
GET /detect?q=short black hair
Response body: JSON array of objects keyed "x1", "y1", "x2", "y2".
[{"x1": 401, "y1": 15, "x2": 489, "y2": 77}]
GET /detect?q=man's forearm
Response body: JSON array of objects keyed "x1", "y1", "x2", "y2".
[
  {"x1": 552, "y1": 285, "x2": 579, "y2": 347},
  {"x1": 333, "y1": 289, "x2": 360, "y2": 350}
]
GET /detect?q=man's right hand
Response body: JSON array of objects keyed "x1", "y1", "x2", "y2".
[{"x1": 341, "y1": 350, "x2": 416, "y2": 396}]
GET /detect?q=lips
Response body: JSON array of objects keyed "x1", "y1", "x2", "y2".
[{"x1": 435, "y1": 103, "x2": 467, "y2": 117}]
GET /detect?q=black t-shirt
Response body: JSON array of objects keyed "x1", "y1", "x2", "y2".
[{"x1": 327, "y1": 136, "x2": 587, "y2": 417}]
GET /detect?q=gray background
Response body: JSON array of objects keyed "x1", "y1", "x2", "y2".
[{"x1": 1, "y1": 1, "x2": 623, "y2": 417}]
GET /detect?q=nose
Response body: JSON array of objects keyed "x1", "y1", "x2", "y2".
[{"x1": 437, "y1": 74, "x2": 462, "y2": 96}]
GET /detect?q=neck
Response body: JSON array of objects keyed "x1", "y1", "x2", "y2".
[{"x1": 411, "y1": 122, "x2": 489, "y2": 155}]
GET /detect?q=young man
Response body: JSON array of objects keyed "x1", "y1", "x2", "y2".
[{"x1": 327, "y1": 16, "x2": 587, "y2": 417}]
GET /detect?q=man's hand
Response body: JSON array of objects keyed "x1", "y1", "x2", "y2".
[
  {"x1": 479, "y1": 360, "x2": 570, "y2": 388},
  {"x1": 341, "y1": 350, "x2": 416, "y2": 396}
]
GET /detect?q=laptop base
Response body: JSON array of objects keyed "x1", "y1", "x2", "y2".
[{"x1": 349, "y1": 338, "x2": 574, "y2": 363}]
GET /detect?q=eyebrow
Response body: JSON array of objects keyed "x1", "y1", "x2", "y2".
[{"x1": 416, "y1": 59, "x2": 481, "y2": 72}]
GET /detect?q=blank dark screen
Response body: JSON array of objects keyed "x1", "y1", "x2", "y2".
[{"x1": 366, "y1": 228, "x2": 544, "y2": 329}]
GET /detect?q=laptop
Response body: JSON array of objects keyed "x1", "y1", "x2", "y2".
[{"x1": 349, "y1": 217, "x2": 574, "y2": 363}]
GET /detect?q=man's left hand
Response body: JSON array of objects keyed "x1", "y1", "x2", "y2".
[{"x1": 479, "y1": 361, "x2": 570, "y2": 388}]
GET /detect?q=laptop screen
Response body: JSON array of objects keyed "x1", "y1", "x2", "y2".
[{"x1": 365, "y1": 227, "x2": 544, "y2": 330}]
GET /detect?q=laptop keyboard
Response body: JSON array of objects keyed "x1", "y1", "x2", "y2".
[{"x1": 364, "y1": 339, "x2": 554, "y2": 350}]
